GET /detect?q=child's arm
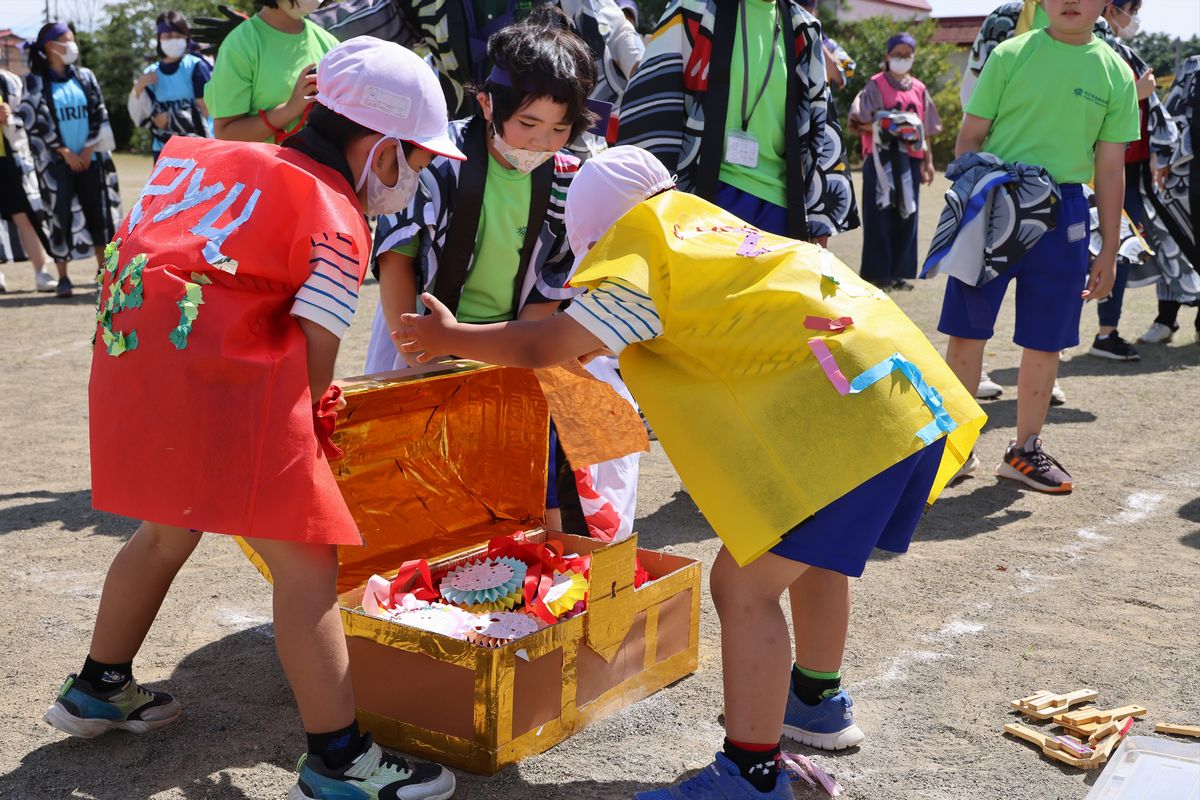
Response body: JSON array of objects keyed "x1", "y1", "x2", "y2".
[
  {"x1": 394, "y1": 293, "x2": 604, "y2": 369},
  {"x1": 298, "y1": 317, "x2": 340, "y2": 401},
  {"x1": 377, "y1": 250, "x2": 420, "y2": 364},
  {"x1": 955, "y1": 114, "x2": 991, "y2": 157},
  {"x1": 1086, "y1": 141, "x2": 1124, "y2": 301}
]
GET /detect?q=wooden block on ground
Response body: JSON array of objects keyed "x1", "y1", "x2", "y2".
[
  {"x1": 1015, "y1": 689, "x2": 1099, "y2": 720},
  {"x1": 1155, "y1": 723, "x2": 1200, "y2": 738},
  {"x1": 1003, "y1": 723, "x2": 1092, "y2": 768}
]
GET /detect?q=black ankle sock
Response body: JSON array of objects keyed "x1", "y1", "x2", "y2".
[
  {"x1": 79, "y1": 656, "x2": 133, "y2": 695},
  {"x1": 307, "y1": 721, "x2": 367, "y2": 771},
  {"x1": 790, "y1": 664, "x2": 841, "y2": 706},
  {"x1": 722, "y1": 738, "x2": 780, "y2": 793}
]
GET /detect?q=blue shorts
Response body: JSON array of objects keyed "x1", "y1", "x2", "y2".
[
  {"x1": 937, "y1": 184, "x2": 1089, "y2": 353},
  {"x1": 769, "y1": 438, "x2": 945, "y2": 578},
  {"x1": 715, "y1": 181, "x2": 788, "y2": 237}
]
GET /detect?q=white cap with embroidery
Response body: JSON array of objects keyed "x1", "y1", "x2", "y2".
[
  {"x1": 315, "y1": 37, "x2": 465, "y2": 161},
  {"x1": 565, "y1": 145, "x2": 675, "y2": 261}
]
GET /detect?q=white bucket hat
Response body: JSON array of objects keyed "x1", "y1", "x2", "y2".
[
  {"x1": 565, "y1": 146, "x2": 675, "y2": 262},
  {"x1": 315, "y1": 37, "x2": 465, "y2": 161}
]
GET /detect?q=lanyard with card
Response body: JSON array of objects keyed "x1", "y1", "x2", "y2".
[{"x1": 725, "y1": 0, "x2": 780, "y2": 169}]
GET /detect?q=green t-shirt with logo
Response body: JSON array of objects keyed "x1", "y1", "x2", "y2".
[
  {"x1": 457, "y1": 154, "x2": 532, "y2": 323},
  {"x1": 204, "y1": 15, "x2": 338, "y2": 140},
  {"x1": 965, "y1": 29, "x2": 1139, "y2": 184},
  {"x1": 718, "y1": 0, "x2": 789, "y2": 208}
]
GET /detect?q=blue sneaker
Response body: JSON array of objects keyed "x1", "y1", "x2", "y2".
[
  {"x1": 289, "y1": 735, "x2": 455, "y2": 800},
  {"x1": 43, "y1": 674, "x2": 180, "y2": 738},
  {"x1": 633, "y1": 753, "x2": 793, "y2": 799},
  {"x1": 782, "y1": 689, "x2": 864, "y2": 751}
]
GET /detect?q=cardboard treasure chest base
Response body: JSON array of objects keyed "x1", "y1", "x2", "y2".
[{"x1": 245, "y1": 361, "x2": 701, "y2": 775}]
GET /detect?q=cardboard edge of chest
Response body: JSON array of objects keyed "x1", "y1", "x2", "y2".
[{"x1": 319, "y1": 361, "x2": 702, "y2": 774}]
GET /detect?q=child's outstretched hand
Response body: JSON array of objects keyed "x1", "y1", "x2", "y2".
[{"x1": 392, "y1": 292, "x2": 458, "y2": 363}]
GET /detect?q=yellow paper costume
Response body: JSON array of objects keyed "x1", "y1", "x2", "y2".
[{"x1": 571, "y1": 192, "x2": 986, "y2": 566}]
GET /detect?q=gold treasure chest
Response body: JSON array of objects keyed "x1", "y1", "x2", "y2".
[{"x1": 243, "y1": 361, "x2": 701, "y2": 774}]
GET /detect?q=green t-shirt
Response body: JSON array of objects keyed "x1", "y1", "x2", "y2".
[
  {"x1": 391, "y1": 155, "x2": 533, "y2": 322},
  {"x1": 718, "y1": 0, "x2": 789, "y2": 208},
  {"x1": 204, "y1": 15, "x2": 338, "y2": 140},
  {"x1": 965, "y1": 29, "x2": 1139, "y2": 184}
]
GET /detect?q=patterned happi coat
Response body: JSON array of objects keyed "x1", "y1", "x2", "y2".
[{"x1": 614, "y1": 0, "x2": 859, "y2": 240}]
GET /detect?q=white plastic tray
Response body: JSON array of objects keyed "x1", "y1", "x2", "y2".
[{"x1": 1084, "y1": 735, "x2": 1200, "y2": 800}]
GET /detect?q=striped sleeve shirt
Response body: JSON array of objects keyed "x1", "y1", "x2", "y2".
[
  {"x1": 290, "y1": 233, "x2": 363, "y2": 340},
  {"x1": 563, "y1": 279, "x2": 663, "y2": 356}
]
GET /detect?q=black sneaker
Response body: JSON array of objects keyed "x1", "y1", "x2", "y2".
[
  {"x1": 56, "y1": 276, "x2": 73, "y2": 298},
  {"x1": 995, "y1": 435, "x2": 1073, "y2": 494},
  {"x1": 891, "y1": 279, "x2": 915, "y2": 291},
  {"x1": 1088, "y1": 332, "x2": 1140, "y2": 361},
  {"x1": 290, "y1": 735, "x2": 455, "y2": 800}
]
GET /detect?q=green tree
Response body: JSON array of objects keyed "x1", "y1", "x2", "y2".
[
  {"x1": 823, "y1": 15, "x2": 962, "y2": 167},
  {"x1": 1125, "y1": 32, "x2": 1200, "y2": 78},
  {"x1": 76, "y1": 0, "x2": 253, "y2": 152}
]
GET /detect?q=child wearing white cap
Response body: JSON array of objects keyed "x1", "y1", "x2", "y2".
[
  {"x1": 43, "y1": 37, "x2": 461, "y2": 800},
  {"x1": 396, "y1": 145, "x2": 985, "y2": 799}
]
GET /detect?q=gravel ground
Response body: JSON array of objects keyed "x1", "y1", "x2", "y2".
[{"x1": 0, "y1": 153, "x2": 1197, "y2": 800}]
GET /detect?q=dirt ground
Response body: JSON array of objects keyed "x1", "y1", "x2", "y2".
[{"x1": 1, "y1": 153, "x2": 1197, "y2": 800}]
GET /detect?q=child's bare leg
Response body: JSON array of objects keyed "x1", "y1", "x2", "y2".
[
  {"x1": 12, "y1": 212, "x2": 47, "y2": 273},
  {"x1": 1017, "y1": 347, "x2": 1059, "y2": 443},
  {"x1": 788, "y1": 567, "x2": 849, "y2": 674},
  {"x1": 89, "y1": 522, "x2": 202, "y2": 663},
  {"x1": 247, "y1": 537, "x2": 355, "y2": 734},
  {"x1": 711, "y1": 546, "x2": 808, "y2": 743},
  {"x1": 945, "y1": 335, "x2": 987, "y2": 397}
]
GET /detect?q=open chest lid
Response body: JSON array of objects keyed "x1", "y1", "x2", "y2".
[{"x1": 329, "y1": 360, "x2": 648, "y2": 594}]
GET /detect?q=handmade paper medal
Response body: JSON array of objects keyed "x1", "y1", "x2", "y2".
[
  {"x1": 390, "y1": 604, "x2": 475, "y2": 640},
  {"x1": 542, "y1": 571, "x2": 588, "y2": 618},
  {"x1": 466, "y1": 611, "x2": 542, "y2": 648},
  {"x1": 440, "y1": 556, "x2": 527, "y2": 612}
]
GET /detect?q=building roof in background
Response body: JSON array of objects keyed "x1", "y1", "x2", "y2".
[
  {"x1": 932, "y1": 15, "x2": 986, "y2": 45},
  {"x1": 872, "y1": 0, "x2": 935, "y2": 11}
]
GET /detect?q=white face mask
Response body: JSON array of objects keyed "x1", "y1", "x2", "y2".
[
  {"x1": 160, "y1": 38, "x2": 188, "y2": 59},
  {"x1": 888, "y1": 56, "x2": 913, "y2": 76},
  {"x1": 1116, "y1": 11, "x2": 1140, "y2": 37},
  {"x1": 491, "y1": 125, "x2": 554, "y2": 173},
  {"x1": 55, "y1": 41, "x2": 79, "y2": 65},
  {"x1": 283, "y1": 0, "x2": 322, "y2": 20},
  {"x1": 355, "y1": 137, "x2": 421, "y2": 216}
]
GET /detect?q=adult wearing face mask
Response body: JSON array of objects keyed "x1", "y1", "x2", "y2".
[
  {"x1": 204, "y1": 0, "x2": 338, "y2": 143},
  {"x1": 848, "y1": 32, "x2": 940, "y2": 292},
  {"x1": 128, "y1": 11, "x2": 213, "y2": 162},
  {"x1": 20, "y1": 21, "x2": 121, "y2": 298},
  {"x1": 45, "y1": 38, "x2": 463, "y2": 800}
]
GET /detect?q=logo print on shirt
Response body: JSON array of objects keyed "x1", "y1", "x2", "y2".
[{"x1": 1072, "y1": 87, "x2": 1106, "y2": 108}]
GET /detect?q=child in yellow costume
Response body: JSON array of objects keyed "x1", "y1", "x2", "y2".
[{"x1": 395, "y1": 146, "x2": 985, "y2": 799}]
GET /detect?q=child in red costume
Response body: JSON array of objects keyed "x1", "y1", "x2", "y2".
[{"x1": 44, "y1": 38, "x2": 465, "y2": 800}]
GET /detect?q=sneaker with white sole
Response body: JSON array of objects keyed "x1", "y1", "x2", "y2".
[
  {"x1": 1089, "y1": 332, "x2": 1141, "y2": 361},
  {"x1": 950, "y1": 450, "x2": 980, "y2": 484},
  {"x1": 1137, "y1": 321, "x2": 1178, "y2": 344},
  {"x1": 976, "y1": 370, "x2": 1003, "y2": 400},
  {"x1": 43, "y1": 674, "x2": 180, "y2": 738},
  {"x1": 782, "y1": 689, "x2": 864, "y2": 751},
  {"x1": 1050, "y1": 380, "x2": 1066, "y2": 406},
  {"x1": 55, "y1": 275, "x2": 73, "y2": 298},
  {"x1": 995, "y1": 435, "x2": 1073, "y2": 493},
  {"x1": 290, "y1": 736, "x2": 455, "y2": 800},
  {"x1": 35, "y1": 270, "x2": 58, "y2": 292}
]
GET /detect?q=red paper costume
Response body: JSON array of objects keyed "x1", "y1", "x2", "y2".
[{"x1": 88, "y1": 137, "x2": 370, "y2": 545}]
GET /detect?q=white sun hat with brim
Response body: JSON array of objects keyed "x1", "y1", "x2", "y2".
[
  {"x1": 565, "y1": 145, "x2": 675, "y2": 267},
  {"x1": 314, "y1": 37, "x2": 465, "y2": 161}
]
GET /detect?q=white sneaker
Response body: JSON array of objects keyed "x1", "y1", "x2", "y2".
[
  {"x1": 0, "y1": 271, "x2": 7, "y2": 293},
  {"x1": 950, "y1": 450, "x2": 980, "y2": 483},
  {"x1": 34, "y1": 270, "x2": 57, "y2": 292},
  {"x1": 1050, "y1": 380, "x2": 1066, "y2": 407},
  {"x1": 976, "y1": 370, "x2": 1003, "y2": 400},
  {"x1": 1137, "y1": 322, "x2": 1178, "y2": 344}
]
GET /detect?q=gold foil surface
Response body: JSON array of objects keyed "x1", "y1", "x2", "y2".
[{"x1": 533, "y1": 361, "x2": 650, "y2": 467}]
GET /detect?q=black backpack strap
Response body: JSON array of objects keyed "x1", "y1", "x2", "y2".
[
  {"x1": 510, "y1": 157, "x2": 554, "y2": 313},
  {"x1": 694, "y1": 1, "x2": 739, "y2": 202},
  {"x1": 780, "y1": 0, "x2": 811, "y2": 241},
  {"x1": 430, "y1": 116, "x2": 489, "y2": 316}
]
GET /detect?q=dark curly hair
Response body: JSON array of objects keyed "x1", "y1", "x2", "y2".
[{"x1": 470, "y1": 5, "x2": 597, "y2": 141}]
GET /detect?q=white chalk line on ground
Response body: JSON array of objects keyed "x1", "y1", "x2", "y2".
[
  {"x1": 30, "y1": 339, "x2": 90, "y2": 361},
  {"x1": 851, "y1": 483, "x2": 1189, "y2": 694}
]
